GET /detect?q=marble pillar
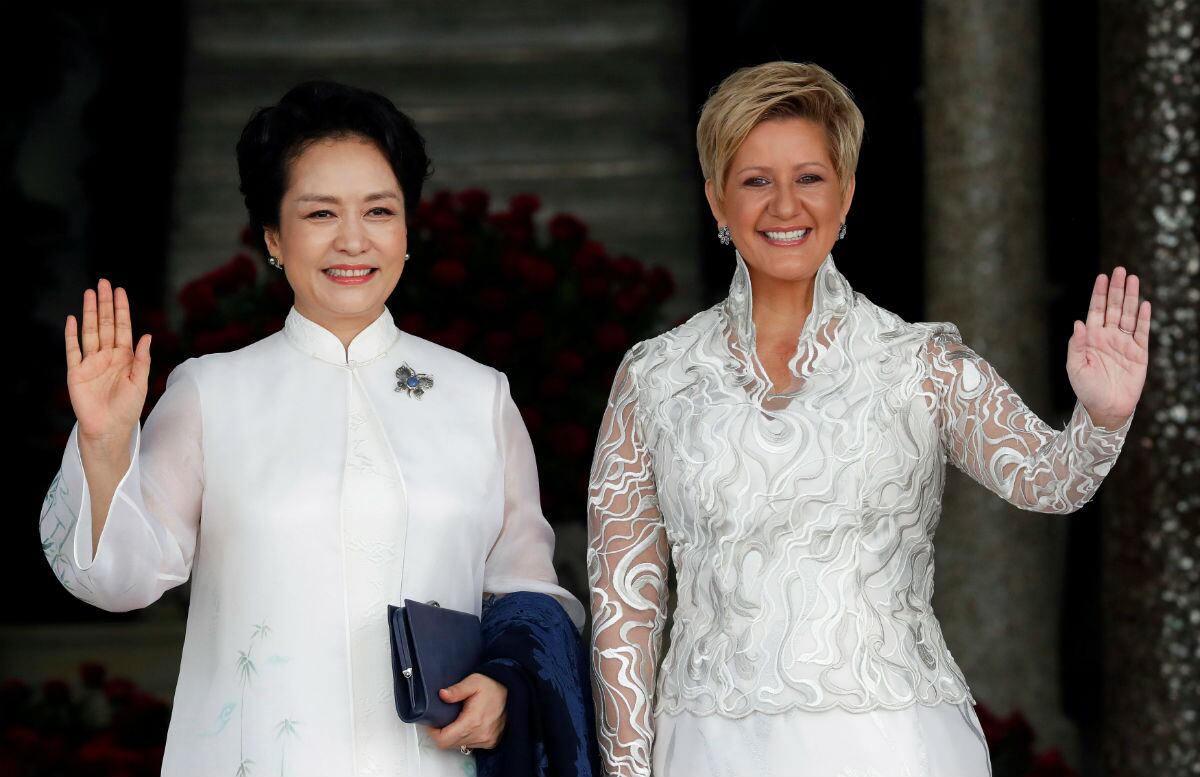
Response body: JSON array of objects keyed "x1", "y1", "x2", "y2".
[
  {"x1": 923, "y1": 0, "x2": 1077, "y2": 757},
  {"x1": 1099, "y1": 1, "x2": 1200, "y2": 774}
]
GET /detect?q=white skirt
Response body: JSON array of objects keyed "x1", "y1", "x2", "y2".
[{"x1": 652, "y1": 702, "x2": 992, "y2": 777}]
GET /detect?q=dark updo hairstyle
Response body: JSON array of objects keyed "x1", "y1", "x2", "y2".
[{"x1": 236, "y1": 80, "x2": 433, "y2": 257}]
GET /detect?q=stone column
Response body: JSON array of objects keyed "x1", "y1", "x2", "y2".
[
  {"x1": 1099, "y1": 1, "x2": 1200, "y2": 775},
  {"x1": 923, "y1": 0, "x2": 1077, "y2": 756}
]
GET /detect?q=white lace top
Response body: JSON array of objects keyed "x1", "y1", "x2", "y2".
[{"x1": 587, "y1": 252, "x2": 1130, "y2": 776}]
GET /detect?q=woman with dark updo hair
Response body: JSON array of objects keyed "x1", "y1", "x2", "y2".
[{"x1": 41, "y1": 81, "x2": 583, "y2": 775}]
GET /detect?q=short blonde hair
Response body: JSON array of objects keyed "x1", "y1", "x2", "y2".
[{"x1": 697, "y1": 61, "x2": 864, "y2": 203}]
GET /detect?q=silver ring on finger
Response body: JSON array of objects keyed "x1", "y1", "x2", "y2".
[
  {"x1": 1118, "y1": 326, "x2": 1135, "y2": 335},
  {"x1": 460, "y1": 746, "x2": 473, "y2": 755}
]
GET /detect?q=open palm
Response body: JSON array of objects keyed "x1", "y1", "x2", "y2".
[
  {"x1": 65, "y1": 279, "x2": 152, "y2": 443},
  {"x1": 1066, "y1": 266, "x2": 1150, "y2": 429}
]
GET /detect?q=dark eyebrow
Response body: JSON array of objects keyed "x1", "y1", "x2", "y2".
[
  {"x1": 734, "y1": 162, "x2": 831, "y2": 176},
  {"x1": 295, "y1": 191, "x2": 402, "y2": 205}
]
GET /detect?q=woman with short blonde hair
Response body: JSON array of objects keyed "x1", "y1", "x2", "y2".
[{"x1": 588, "y1": 61, "x2": 1148, "y2": 776}]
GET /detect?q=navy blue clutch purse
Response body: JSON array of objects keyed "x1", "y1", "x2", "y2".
[{"x1": 388, "y1": 599, "x2": 483, "y2": 728}]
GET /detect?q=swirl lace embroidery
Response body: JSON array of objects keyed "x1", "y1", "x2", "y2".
[{"x1": 587, "y1": 253, "x2": 1129, "y2": 776}]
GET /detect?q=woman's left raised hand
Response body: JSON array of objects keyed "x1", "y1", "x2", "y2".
[
  {"x1": 428, "y1": 673, "x2": 507, "y2": 752},
  {"x1": 1066, "y1": 266, "x2": 1151, "y2": 430}
]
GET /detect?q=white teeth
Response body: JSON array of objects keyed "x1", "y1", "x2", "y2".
[
  {"x1": 325, "y1": 268, "x2": 374, "y2": 277},
  {"x1": 764, "y1": 229, "x2": 809, "y2": 241}
]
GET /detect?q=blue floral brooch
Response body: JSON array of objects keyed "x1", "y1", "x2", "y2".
[{"x1": 395, "y1": 363, "x2": 434, "y2": 399}]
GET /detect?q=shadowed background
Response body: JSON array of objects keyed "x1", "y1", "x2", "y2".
[{"x1": 3, "y1": 2, "x2": 1197, "y2": 775}]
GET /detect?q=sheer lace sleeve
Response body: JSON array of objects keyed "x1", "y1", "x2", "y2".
[
  {"x1": 923, "y1": 330, "x2": 1131, "y2": 513},
  {"x1": 587, "y1": 349, "x2": 668, "y2": 777}
]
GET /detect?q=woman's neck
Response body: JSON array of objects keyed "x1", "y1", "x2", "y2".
[{"x1": 748, "y1": 269, "x2": 816, "y2": 343}]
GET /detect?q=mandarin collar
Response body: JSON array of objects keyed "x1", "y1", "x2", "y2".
[
  {"x1": 282, "y1": 305, "x2": 400, "y2": 367},
  {"x1": 722, "y1": 249, "x2": 855, "y2": 362}
]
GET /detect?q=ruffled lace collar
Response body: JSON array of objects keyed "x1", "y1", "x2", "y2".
[
  {"x1": 721, "y1": 249, "x2": 855, "y2": 387},
  {"x1": 282, "y1": 305, "x2": 400, "y2": 367}
]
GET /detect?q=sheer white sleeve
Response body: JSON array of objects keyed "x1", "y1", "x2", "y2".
[
  {"x1": 587, "y1": 350, "x2": 669, "y2": 777},
  {"x1": 923, "y1": 331, "x2": 1131, "y2": 513},
  {"x1": 483, "y1": 371, "x2": 585, "y2": 628},
  {"x1": 40, "y1": 359, "x2": 204, "y2": 612}
]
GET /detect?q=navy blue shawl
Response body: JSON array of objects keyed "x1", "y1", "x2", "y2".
[{"x1": 474, "y1": 592, "x2": 599, "y2": 777}]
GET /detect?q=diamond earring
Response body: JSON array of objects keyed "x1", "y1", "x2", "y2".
[
  {"x1": 717, "y1": 225, "x2": 732, "y2": 245},
  {"x1": 267, "y1": 255, "x2": 283, "y2": 270},
  {"x1": 837, "y1": 223, "x2": 847, "y2": 241}
]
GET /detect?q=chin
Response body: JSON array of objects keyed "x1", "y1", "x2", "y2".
[{"x1": 746, "y1": 252, "x2": 825, "y2": 283}]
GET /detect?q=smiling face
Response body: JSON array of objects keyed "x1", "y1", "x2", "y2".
[
  {"x1": 706, "y1": 117, "x2": 854, "y2": 286},
  {"x1": 264, "y1": 136, "x2": 407, "y2": 336}
]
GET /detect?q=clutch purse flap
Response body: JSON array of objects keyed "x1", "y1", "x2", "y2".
[{"x1": 388, "y1": 599, "x2": 482, "y2": 728}]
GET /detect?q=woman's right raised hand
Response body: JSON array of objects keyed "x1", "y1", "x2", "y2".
[{"x1": 65, "y1": 278, "x2": 152, "y2": 445}]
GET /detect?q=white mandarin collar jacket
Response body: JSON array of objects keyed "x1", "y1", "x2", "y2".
[{"x1": 42, "y1": 304, "x2": 581, "y2": 776}]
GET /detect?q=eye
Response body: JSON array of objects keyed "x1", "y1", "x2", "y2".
[
  {"x1": 798, "y1": 174, "x2": 823, "y2": 185},
  {"x1": 367, "y1": 207, "x2": 395, "y2": 217},
  {"x1": 306, "y1": 210, "x2": 334, "y2": 220},
  {"x1": 743, "y1": 176, "x2": 770, "y2": 187}
]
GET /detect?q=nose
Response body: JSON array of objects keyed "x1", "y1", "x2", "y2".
[
  {"x1": 768, "y1": 184, "x2": 803, "y2": 220},
  {"x1": 333, "y1": 214, "x2": 369, "y2": 256}
]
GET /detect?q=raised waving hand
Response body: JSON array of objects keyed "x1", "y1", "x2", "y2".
[
  {"x1": 1066, "y1": 266, "x2": 1151, "y2": 430},
  {"x1": 65, "y1": 278, "x2": 152, "y2": 445}
]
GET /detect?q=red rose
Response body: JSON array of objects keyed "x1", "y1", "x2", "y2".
[
  {"x1": 516, "y1": 311, "x2": 545, "y2": 340},
  {"x1": 192, "y1": 331, "x2": 222, "y2": 355},
  {"x1": 553, "y1": 350, "x2": 585, "y2": 376},
  {"x1": 579, "y1": 275, "x2": 610, "y2": 299},
  {"x1": 483, "y1": 331, "x2": 514, "y2": 360},
  {"x1": 475, "y1": 288, "x2": 509, "y2": 313},
  {"x1": 431, "y1": 260, "x2": 468, "y2": 286},
  {"x1": 518, "y1": 255, "x2": 557, "y2": 291},
  {"x1": 431, "y1": 329, "x2": 468, "y2": 351},
  {"x1": 548, "y1": 213, "x2": 587, "y2": 243},
  {"x1": 520, "y1": 407, "x2": 543, "y2": 435},
  {"x1": 539, "y1": 374, "x2": 568, "y2": 398},
  {"x1": 502, "y1": 221, "x2": 533, "y2": 247},
  {"x1": 572, "y1": 240, "x2": 609, "y2": 274},
  {"x1": 550, "y1": 423, "x2": 589, "y2": 457},
  {"x1": 413, "y1": 200, "x2": 435, "y2": 230},
  {"x1": 595, "y1": 322, "x2": 628, "y2": 352},
  {"x1": 105, "y1": 678, "x2": 135, "y2": 705},
  {"x1": 614, "y1": 284, "x2": 650, "y2": 316},
  {"x1": 230, "y1": 253, "x2": 258, "y2": 286},
  {"x1": 611, "y1": 255, "x2": 644, "y2": 282},
  {"x1": 178, "y1": 280, "x2": 216, "y2": 321},
  {"x1": 456, "y1": 188, "x2": 490, "y2": 219},
  {"x1": 398, "y1": 312, "x2": 427, "y2": 337},
  {"x1": 1029, "y1": 749, "x2": 1075, "y2": 777},
  {"x1": 429, "y1": 210, "x2": 461, "y2": 234},
  {"x1": 509, "y1": 193, "x2": 542, "y2": 217},
  {"x1": 265, "y1": 277, "x2": 293, "y2": 308},
  {"x1": 139, "y1": 308, "x2": 169, "y2": 334},
  {"x1": 150, "y1": 371, "x2": 169, "y2": 400},
  {"x1": 431, "y1": 190, "x2": 454, "y2": 211},
  {"x1": 432, "y1": 319, "x2": 475, "y2": 351}
]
